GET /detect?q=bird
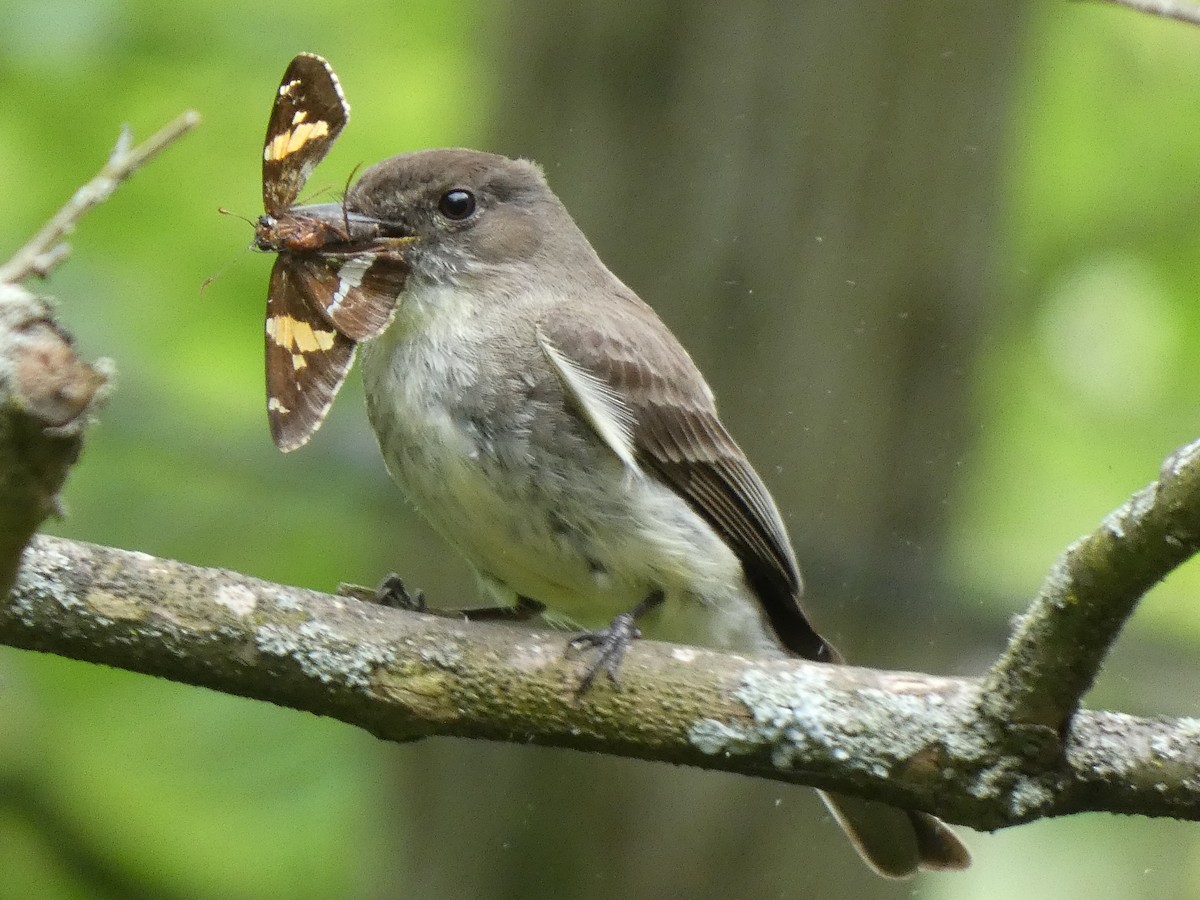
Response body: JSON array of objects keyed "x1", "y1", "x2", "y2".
[{"x1": 296, "y1": 147, "x2": 973, "y2": 878}]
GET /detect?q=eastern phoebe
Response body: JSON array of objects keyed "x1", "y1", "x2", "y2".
[{"x1": 290, "y1": 148, "x2": 969, "y2": 877}]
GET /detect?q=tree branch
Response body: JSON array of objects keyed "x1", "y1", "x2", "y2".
[
  {"x1": 0, "y1": 111, "x2": 201, "y2": 284},
  {"x1": 5, "y1": 529, "x2": 1200, "y2": 832},
  {"x1": 0, "y1": 111, "x2": 198, "y2": 598},
  {"x1": 980, "y1": 438, "x2": 1200, "y2": 732},
  {"x1": 2, "y1": 99, "x2": 1199, "y2": 846}
]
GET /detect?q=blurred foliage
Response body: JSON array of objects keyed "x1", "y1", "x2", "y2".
[
  {"x1": 950, "y1": 7, "x2": 1200, "y2": 640},
  {"x1": 1, "y1": 1, "x2": 1199, "y2": 899}
]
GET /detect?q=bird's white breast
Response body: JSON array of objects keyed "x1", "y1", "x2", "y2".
[{"x1": 359, "y1": 283, "x2": 779, "y2": 652}]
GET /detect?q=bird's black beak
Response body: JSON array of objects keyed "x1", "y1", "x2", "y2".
[{"x1": 288, "y1": 203, "x2": 413, "y2": 241}]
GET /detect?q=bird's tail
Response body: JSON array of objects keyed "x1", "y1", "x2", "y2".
[{"x1": 818, "y1": 790, "x2": 972, "y2": 878}]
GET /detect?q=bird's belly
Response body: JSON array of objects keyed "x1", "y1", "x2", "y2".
[
  {"x1": 361, "y1": 328, "x2": 630, "y2": 614},
  {"x1": 370, "y1": 400, "x2": 650, "y2": 620},
  {"x1": 359, "y1": 322, "x2": 777, "y2": 651}
]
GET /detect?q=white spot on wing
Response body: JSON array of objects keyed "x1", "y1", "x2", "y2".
[
  {"x1": 537, "y1": 328, "x2": 638, "y2": 470},
  {"x1": 329, "y1": 255, "x2": 373, "y2": 314}
]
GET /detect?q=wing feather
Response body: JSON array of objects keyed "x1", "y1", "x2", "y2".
[{"x1": 538, "y1": 296, "x2": 834, "y2": 661}]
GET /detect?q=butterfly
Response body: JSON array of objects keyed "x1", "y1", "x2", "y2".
[{"x1": 253, "y1": 53, "x2": 410, "y2": 451}]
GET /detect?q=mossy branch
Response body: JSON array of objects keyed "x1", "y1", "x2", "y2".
[{"x1": 5, "y1": 529, "x2": 1200, "y2": 832}]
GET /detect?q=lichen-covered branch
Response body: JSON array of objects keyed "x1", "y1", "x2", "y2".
[
  {"x1": 6, "y1": 534, "x2": 1200, "y2": 832},
  {"x1": 0, "y1": 111, "x2": 199, "y2": 598},
  {"x1": 981, "y1": 438, "x2": 1200, "y2": 734}
]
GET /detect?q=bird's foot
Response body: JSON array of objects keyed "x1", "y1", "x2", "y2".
[
  {"x1": 337, "y1": 573, "x2": 425, "y2": 611},
  {"x1": 567, "y1": 611, "x2": 642, "y2": 695},
  {"x1": 567, "y1": 590, "x2": 664, "y2": 695}
]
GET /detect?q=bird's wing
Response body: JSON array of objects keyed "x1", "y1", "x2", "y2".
[{"x1": 537, "y1": 296, "x2": 834, "y2": 661}]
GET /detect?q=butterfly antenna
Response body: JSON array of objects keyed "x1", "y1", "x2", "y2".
[
  {"x1": 341, "y1": 162, "x2": 363, "y2": 238},
  {"x1": 217, "y1": 207, "x2": 257, "y2": 227}
]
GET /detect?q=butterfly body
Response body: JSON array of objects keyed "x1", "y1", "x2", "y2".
[{"x1": 255, "y1": 210, "x2": 348, "y2": 254}]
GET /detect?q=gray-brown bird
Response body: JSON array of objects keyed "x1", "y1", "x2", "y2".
[{"x1": 303, "y1": 148, "x2": 973, "y2": 878}]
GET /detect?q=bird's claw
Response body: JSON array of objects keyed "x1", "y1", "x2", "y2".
[
  {"x1": 568, "y1": 612, "x2": 641, "y2": 695},
  {"x1": 371, "y1": 573, "x2": 427, "y2": 611}
]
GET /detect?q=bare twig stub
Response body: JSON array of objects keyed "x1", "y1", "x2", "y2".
[
  {"x1": 0, "y1": 111, "x2": 201, "y2": 285},
  {"x1": 0, "y1": 285, "x2": 111, "y2": 595}
]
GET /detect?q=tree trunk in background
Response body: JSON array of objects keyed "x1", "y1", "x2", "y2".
[{"x1": 385, "y1": 4, "x2": 1029, "y2": 898}]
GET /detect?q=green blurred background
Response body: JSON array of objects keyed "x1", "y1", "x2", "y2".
[{"x1": 3, "y1": 1, "x2": 1200, "y2": 898}]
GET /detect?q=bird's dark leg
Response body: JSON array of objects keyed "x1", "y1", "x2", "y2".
[
  {"x1": 369, "y1": 573, "x2": 426, "y2": 610},
  {"x1": 339, "y1": 576, "x2": 545, "y2": 621},
  {"x1": 568, "y1": 590, "x2": 665, "y2": 694},
  {"x1": 457, "y1": 595, "x2": 547, "y2": 622}
]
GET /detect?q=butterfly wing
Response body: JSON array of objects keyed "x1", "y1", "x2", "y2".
[
  {"x1": 312, "y1": 246, "x2": 410, "y2": 341},
  {"x1": 264, "y1": 255, "x2": 357, "y2": 452},
  {"x1": 262, "y1": 53, "x2": 349, "y2": 215}
]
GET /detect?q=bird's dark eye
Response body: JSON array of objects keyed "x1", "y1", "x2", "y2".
[{"x1": 438, "y1": 189, "x2": 476, "y2": 220}]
